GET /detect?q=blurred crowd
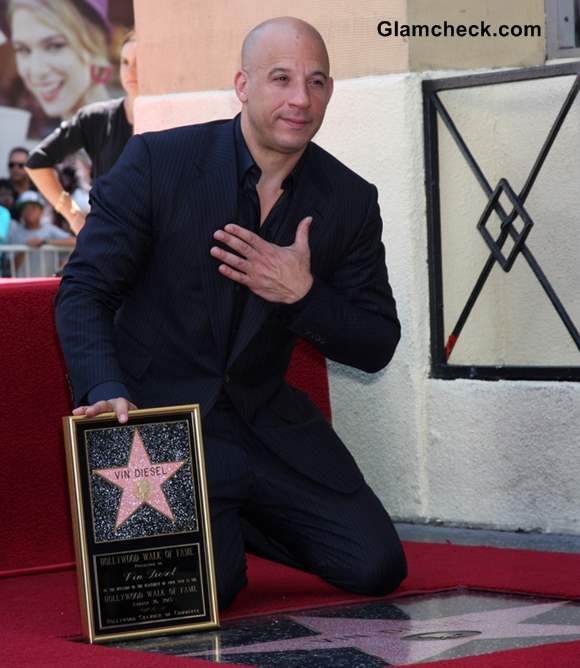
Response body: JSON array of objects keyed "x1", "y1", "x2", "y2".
[
  {"x1": 0, "y1": 23, "x2": 137, "y2": 274},
  {"x1": 0, "y1": 146, "x2": 78, "y2": 277},
  {"x1": 0, "y1": 0, "x2": 136, "y2": 277}
]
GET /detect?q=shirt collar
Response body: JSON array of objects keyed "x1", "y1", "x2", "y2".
[{"x1": 233, "y1": 114, "x2": 309, "y2": 192}]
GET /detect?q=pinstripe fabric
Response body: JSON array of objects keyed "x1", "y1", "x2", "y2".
[
  {"x1": 55, "y1": 118, "x2": 401, "y2": 492},
  {"x1": 204, "y1": 403, "x2": 406, "y2": 607}
]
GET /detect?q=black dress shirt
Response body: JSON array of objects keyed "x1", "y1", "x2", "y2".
[{"x1": 228, "y1": 116, "x2": 307, "y2": 350}]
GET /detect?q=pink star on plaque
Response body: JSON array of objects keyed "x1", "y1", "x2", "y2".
[{"x1": 94, "y1": 429, "x2": 185, "y2": 530}]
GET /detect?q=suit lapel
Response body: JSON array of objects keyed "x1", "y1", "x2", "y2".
[
  {"x1": 191, "y1": 121, "x2": 238, "y2": 365},
  {"x1": 227, "y1": 146, "x2": 331, "y2": 368}
]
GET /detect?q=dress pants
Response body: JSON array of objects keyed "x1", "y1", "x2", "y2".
[{"x1": 202, "y1": 403, "x2": 407, "y2": 610}]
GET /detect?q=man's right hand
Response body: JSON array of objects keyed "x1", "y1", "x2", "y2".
[{"x1": 72, "y1": 397, "x2": 137, "y2": 424}]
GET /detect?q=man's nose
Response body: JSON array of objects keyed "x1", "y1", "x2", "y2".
[{"x1": 289, "y1": 80, "x2": 310, "y2": 108}]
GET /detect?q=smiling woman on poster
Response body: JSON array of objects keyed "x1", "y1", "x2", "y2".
[
  {"x1": 8, "y1": 0, "x2": 111, "y2": 121},
  {"x1": 25, "y1": 30, "x2": 137, "y2": 234}
]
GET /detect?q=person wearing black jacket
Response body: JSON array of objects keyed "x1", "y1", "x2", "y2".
[
  {"x1": 25, "y1": 31, "x2": 137, "y2": 235},
  {"x1": 56, "y1": 18, "x2": 406, "y2": 610}
]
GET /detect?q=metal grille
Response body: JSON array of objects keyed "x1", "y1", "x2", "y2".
[{"x1": 424, "y1": 63, "x2": 580, "y2": 381}]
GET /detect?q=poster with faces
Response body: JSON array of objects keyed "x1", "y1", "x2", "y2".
[{"x1": 0, "y1": 0, "x2": 133, "y2": 166}]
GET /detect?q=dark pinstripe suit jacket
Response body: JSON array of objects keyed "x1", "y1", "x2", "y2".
[{"x1": 56, "y1": 118, "x2": 400, "y2": 492}]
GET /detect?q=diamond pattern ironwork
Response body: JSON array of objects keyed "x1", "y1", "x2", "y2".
[
  {"x1": 477, "y1": 178, "x2": 535, "y2": 272},
  {"x1": 423, "y1": 63, "x2": 580, "y2": 379}
]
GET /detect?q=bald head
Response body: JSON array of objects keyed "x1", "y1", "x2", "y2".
[
  {"x1": 235, "y1": 16, "x2": 333, "y2": 161},
  {"x1": 241, "y1": 17, "x2": 329, "y2": 73}
]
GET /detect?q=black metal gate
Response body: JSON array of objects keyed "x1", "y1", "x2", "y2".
[{"x1": 424, "y1": 62, "x2": 580, "y2": 380}]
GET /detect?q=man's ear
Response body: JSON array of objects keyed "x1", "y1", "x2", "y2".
[
  {"x1": 326, "y1": 76, "x2": 334, "y2": 103},
  {"x1": 234, "y1": 70, "x2": 249, "y2": 103}
]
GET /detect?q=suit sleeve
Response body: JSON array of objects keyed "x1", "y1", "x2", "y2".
[
  {"x1": 283, "y1": 185, "x2": 400, "y2": 373},
  {"x1": 55, "y1": 135, "x2": 154, "y2": 405}
]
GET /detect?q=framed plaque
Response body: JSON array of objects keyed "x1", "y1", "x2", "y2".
[{"x1": 63, "y1": 404, "x2": 219, "y2": 643}]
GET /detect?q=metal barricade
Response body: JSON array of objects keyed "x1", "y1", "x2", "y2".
[{"x1": 0, "y1": 244, "x2": 73, "y2": 278}]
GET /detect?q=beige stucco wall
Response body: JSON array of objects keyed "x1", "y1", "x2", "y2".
[
  {"x1": 131, "y1": 2, "x2": 580, "y2": 534},
  {"x1": 133, "y1": 0, "x2": 409, "y2": 95},
  {"x1": 408, "y1": 0, "x2": 546, "y2": 71},
  {"x1": 134, "y1": 0, "x2": 547, "y2": 96}
]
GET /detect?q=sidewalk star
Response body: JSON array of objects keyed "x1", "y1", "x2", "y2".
[{"x1": 208, "y1": 601, "x2": 580, "y2": 664}]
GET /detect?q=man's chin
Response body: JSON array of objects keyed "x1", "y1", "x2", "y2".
[{"x1": 273, "y1": 132, "x2": 315, "y2": 154}]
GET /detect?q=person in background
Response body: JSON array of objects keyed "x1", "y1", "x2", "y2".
[
  {"x1": 53, "y1": 165, "x2": 90, "y2": 233},
  {"x1": 7, "y1": 0, "x2": 112, "y2": 122},
  {"x1": 7, "y1": 146, "x2": 34, "y2": 199},
  {"x1": 0, "y1": 180, "x2": 17, "y2": 274},
  {"x1": 5, "y1": 189, "x2": 74, "y2": 276},
  {"x1": 25, "y1": 30, "x2": 137, "y2": 234},
  {"x1": 0, "y1": 202, "x2": 12, "y2": 276},
  {"x1": 0, "y1": 178, "x2": 18, "y2": 213},
  {"x1": 0, "y1": 204, "x2": 11, "y2": 238}
]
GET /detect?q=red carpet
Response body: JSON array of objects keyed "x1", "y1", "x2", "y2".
[
  {"x1": 2, "y1": 279, "x2": 579, "y2": 665},
  {"x1": 3, "y1": 543, "x2": 580, "y2": 667}
]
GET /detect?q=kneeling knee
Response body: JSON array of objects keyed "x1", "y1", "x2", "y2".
[{"x1": 350, "y1": 546, "x2": 407, "y2": 596}]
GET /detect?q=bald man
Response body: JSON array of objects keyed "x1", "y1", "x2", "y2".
[{"x1": 56, "y1": 17, "x2": 406, "y2": 609}]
